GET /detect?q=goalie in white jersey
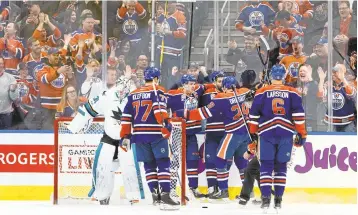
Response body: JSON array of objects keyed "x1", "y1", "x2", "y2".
[{"x1": 67, "y1": 76, "x2": 138, "y2": 205}]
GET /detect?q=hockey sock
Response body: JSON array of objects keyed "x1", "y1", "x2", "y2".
[
  {"x1": 187, "y1": 160, "x2": 199, "y2": 188},
  {"x1": 215, "y1": 157, "x2": 229, "y2": 190},
  {"x1": 234, "y1": 156, "x2": 248, "y2": 183},
  {"x1": 260, "y1": 160, "x2": 274, "y2": 197},
  {"x1": 273, "y1": 162, "x2": 287, "y2": 197},
  {"x1": 205, "y1": 162, "x2": 217, "y2": 188},
  {"x1": 144, "y1": 160, "x2": 159, "y2": 193},
  {"x1": 156, "y1": 158, "x2": 171, "y2": 193}
]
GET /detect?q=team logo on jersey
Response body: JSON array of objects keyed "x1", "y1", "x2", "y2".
[
  {"x1": 18, "y1": 83, "x2": 29, "y2": 98},
  {"x1": 122, "y1": 19, "x2": 138, "y2": 35},
  {"x1": 51, "y1": 73, "x2": 66, "y2": 88},
  {"x1": 314, "y1": 3, "x2": 328, "y2": 21},
  {"x1": 279, "y1": 32, "x2": 290, "y2": 49},
  {"x1": 332, "y1": 92, "x2": 345, "y2": 110},
  {"x1": 249, "y1": 11, "x2": 264, "y2": 27},
  {"x1": 288, "y1": 62, "x2": 300, "y2": 78},
  {"x1": 161, "y1": 148, "x2": 166, "y2": 154},
  {"x1": 184, "y1": 97, "x2": 198, "y2": 110}
]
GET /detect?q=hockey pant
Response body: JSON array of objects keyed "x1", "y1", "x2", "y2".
[{"x1": 89, "y1": 142, "x2": 140, "y2": 201}]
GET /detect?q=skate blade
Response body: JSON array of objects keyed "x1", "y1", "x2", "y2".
[
  {"x1": 159, "y1": 204, "x2": 180, "y2": 211},
  {"x1": 262, "y1": 207, "x2": 269, "y2": 214},
  {"x1": 275, "y1": 207, "x2": 281, "y2": 214}
]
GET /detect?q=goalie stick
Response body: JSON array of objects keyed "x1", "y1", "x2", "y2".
[{"x1": 257, "y1": 35, "x2": 271, "y2": 85}]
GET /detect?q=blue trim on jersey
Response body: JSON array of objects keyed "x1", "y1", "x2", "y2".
[
  {"x1": 84, "y1": 102, "x2": 98, "y2": 117},
  {"x1": 132, "y1": 145, "x2": 145, "y2": 199},
  {"x1": 88, "y1": 142, "x2": 103, "y2": 198}
]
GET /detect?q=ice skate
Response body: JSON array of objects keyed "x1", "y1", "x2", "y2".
[
  {"x1": 208, "y1": 188, "x2": 229, "y2": 203},
  {"x1": 159, "y1": 191, "x2": 180, "y2": 210},
  {"x1": 261, "y1": 196, "x2": 271, "y2": 214},
  {"x1": 235, "y1": 195, "x2": 248, "y2": 207},
  {"x1": 152, "y1": 188, "x2": 161, "y2": 206},
  {"x1": 206, "y1": 186, "x2": 219, "y2": 199},
  {"x1": 189, "y1": 187, "x2": 205, "y2": 199},
  {"x1": 274, "y1": 196, "x2": 282, "y2": 213},
  {"x1": 99, "y1": 197, "x2": 110, "y2": 205}
]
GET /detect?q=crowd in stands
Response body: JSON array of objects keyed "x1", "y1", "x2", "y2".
[{"x1": 0, "y1": 0, "x2": 356, "y2": 133}]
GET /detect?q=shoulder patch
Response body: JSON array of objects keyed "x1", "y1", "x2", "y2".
[{"x1": 207, "y1": 101, "x2": 215, "y2": 109}]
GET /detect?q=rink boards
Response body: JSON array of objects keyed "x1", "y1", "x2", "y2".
[{"x1": 0, "y1": 132, "x2": 357, "y2": 203}]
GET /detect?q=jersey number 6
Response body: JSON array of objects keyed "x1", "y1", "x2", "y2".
[
  {"x1": 133, "y1": 100, "x2": 153, "y2": 122},
  {"x1": 272, "y1": 98, "x2": 286, "y2": 115}
]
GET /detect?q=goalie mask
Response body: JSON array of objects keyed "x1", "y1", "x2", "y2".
[{"x1": 115, "y1": 76, "x2": 135, "y2": 102}]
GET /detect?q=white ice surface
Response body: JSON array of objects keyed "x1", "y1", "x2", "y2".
[{"x1": 0, "y1": 201, "x2": 357, "y2": 215}]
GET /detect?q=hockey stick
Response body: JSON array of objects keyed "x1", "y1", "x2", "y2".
[{"x1": 257, "y1": 35, "x2": 271, "y2": 85}]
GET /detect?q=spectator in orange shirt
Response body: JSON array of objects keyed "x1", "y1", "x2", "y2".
[
  {"x1": 32, "y1": 13, "x2": 62, "y2": 48},
  {"x1": 0, "y1": 22, "x2": 25, "y2": 76},
  {"x1": 280, "y1": 35, "x2": 307, "y2": 86},
  {"x1": 333, "y1": 1, "x2": 357, "y2": 38}
]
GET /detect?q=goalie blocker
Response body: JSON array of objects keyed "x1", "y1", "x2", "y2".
[{"x1": 67, "y1": 77, "x2": 141, "y2": 205}]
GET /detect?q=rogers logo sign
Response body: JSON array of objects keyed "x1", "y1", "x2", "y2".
[{"x1": 0, "y1": 145, "x2": 54, "y2": 173}]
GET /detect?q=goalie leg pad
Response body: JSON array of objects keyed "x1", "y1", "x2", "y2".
[
  {"x1": 273, "y1": 162, "x2": 287, "y2": 197},
  {"x1": 144, "y1": 160, "x2": 159, "y2": 193},
  {"x1": 259, "y1": 160, "x2": 274, "y2": 197},
  {"x1": 91, "y1": 143, "x2": 117, "y2": 201},
  {"x1": 119, "y1": 147, "x2": 141, "y2": 201}
]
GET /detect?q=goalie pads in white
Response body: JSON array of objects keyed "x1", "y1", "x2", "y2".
[{"x1": 90, "y1": 143, "x2": 119, "y2": 201}]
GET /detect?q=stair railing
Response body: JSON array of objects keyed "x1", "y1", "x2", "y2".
[
  {"x1": 203, "y1": 28, "x2": 214, "y2": 69},
  {"x1": 220, "y1": 0, "x2": 231, "y2": 62}
]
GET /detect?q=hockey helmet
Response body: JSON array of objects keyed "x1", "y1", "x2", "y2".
[
  {"x1": 241, "y1": 70, "x2": 256, "y2": 86},
  {"x1": 222, "y1": 76, "x2": 237, "y2": 89},
  {"x1": 181, "y1": 74, "x2": 197, "y2": 85},
  {"x1": 270, "y1": 64, "x2": 286, "y2": 80},
  {"x1": 210, "y1": 71, "x2": 225, "y2": 82},
  {"x1": 144, "y1": 67, "x2": 161, "y2": 81}
]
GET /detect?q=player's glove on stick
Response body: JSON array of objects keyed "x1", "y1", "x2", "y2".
[
  {"x1": 161, "y1": 119, "x2": 172, "y2": 139},
  {"x1": 294, "y1": 134, "x2": 306, "y2": 147},
  {"x1": 247, "y1": 133, "x2": 258, "y2": 154}
]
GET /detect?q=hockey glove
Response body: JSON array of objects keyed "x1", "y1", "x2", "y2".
[
  {"x1": 294, "y1": 134, "x2": 306, "y2": 147},
  {"x1": 120, "y1": 138, "x2": 131, "y2": 152},
  {"x1": 161, "y1": 119, "x2": 172, "y2": 139},
  {"x1": 247, "y1": 133, "x2": 258, "y2": 154}
]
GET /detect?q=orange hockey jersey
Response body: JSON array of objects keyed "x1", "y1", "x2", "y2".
[
  {"x1": 34, "y1": 64, "x2": 68, "y2": 109},
  {"x1": 32, "y1": 27, "x2": 62, "y2": 48},
  {"x1": 0, "y1": 37, "x2": 25, "y2": 75},
  {"x1": 280, "y1": 54, "x2": 307, "y2": 85},
  {"x1": 16, "y1": 78, "x2": 38, "y2": 109},
  {"x1": 69, "y1": 29, "x2": 101, "y2": 58}
]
